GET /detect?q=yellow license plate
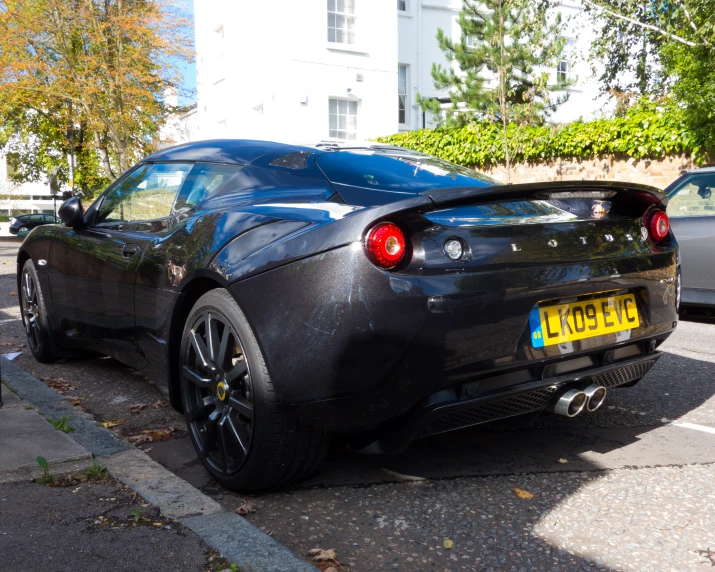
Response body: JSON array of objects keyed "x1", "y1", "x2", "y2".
[{"x1": 529, "y1": 293, "x2": 640, "y2": 348}]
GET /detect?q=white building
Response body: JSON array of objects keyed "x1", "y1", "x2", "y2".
[
  {"x1": 0, "y1": 152, "x2": 58, "y2": 235},
  {"x1": 193, "y1": 0, "x2": 610, "y2": 144}
]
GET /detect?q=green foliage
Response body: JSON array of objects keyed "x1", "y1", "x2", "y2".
[
  {"x1": 48, "y1": 416, "x2": 73, "y2": 434},
  {"x1": 659, "y1": 4, "x2": 715, "y2": 157},
  {"x1": 0, "y1": 103, "x2": 111, "y2": 200},
  {"x1": 377, "y1": 99, "x2": 705, "y2": 168},
  {"x1": 85, "y1": 460, "x2": 109, "y2": 481},
  {"x1": 585, "y1": 0, "x2": 715, "y2": 149},
  {"x1": 419, "y1": 0, "x2": 569, "y2": 128},
  {"x1": 585, "y1": 0, "x2": 669, "y2": 96},
  {"x1": 36, "y1": 455, "x2": 56, "y2": 485}
]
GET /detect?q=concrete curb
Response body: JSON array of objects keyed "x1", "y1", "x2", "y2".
[{"x1": 1, "y1": 356, "x2": 315, "y2": 572}]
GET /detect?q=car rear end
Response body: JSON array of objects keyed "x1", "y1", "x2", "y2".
[
  {"x1": 230, "y1": 149, "x2": 678, "y2": 451},
  {"x1": 349, "y1": 181, "x2": 677, "y2": 450}
]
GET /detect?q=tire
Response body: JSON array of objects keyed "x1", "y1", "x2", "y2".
[
  {"x1": 20, "y1": 259, "x2": 59, "y2": 363},
  {"x1": 179, "y1": 289, "x2": 329, "y2": 492}
]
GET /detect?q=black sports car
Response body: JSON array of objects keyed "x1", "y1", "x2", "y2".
[{"x1": 16, "y1": 140, "x2": 679, "y2": 492}]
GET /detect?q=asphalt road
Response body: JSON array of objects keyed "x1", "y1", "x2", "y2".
[
  {"x1": 2, "y1": 238, "x2": 715, "y2": 571},
  {"x1": 0, "y1": 480, "x2": 228, "y2": 572}
]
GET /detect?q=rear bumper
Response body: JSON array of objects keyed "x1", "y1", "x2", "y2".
[
  {"x1": 369, "y1": 351, "x2": 661, "y2": 454},
  {"x1": 231, "y1": 244, "x2": 677, "y2": 433}
]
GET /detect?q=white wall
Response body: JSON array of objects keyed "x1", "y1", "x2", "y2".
[
  {"x1": 192, "y1": 0, "x2": 618, "y2": 145},
  {"x1": 194, "y1": 0, "x2": 397, "y2": 143}
]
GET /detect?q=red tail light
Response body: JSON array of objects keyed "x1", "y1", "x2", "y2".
[
  {"x1": 648, "y1": 210, "x2": 670, "y2": 243},
  {"x1": 364, "y1": 222, "x2": 407, "y2": 269}
]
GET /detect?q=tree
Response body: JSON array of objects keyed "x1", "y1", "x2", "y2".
[
  {"x1": 583, "y1": 0, "x2": 715, "y2": 151},
  {"x1": 585, "y1": 0, "x2": 666, "y2": 97},
  {"x1": 417, "y1": 0, "x2": 570, "y2": 180},
  {"x1": 0, "y1": 101, "x2": 110, "y2": 199},
  {"x1": 0, "y1": 0, "x2": 192, "y2": 183}
]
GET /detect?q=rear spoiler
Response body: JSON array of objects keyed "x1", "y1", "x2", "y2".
[
  {"x1": 418, "y1": 180, "x2": 668, "y2": 210},
  {"x1": 218, "y1": 181, "x2": 666, "y2": 283}
]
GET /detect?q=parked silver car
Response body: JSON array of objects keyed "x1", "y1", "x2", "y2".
[{"x1": 665, "y1": 167, "x2": 715, "y2": 307}]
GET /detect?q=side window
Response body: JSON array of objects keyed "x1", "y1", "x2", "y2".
[
  {"x1": 96, "y1": 163, "x2": 192, "y2": 224},
  {"x1": 30, "y1": 214, "x2": 44, "y2": 221},
  {"x1": 173, "y1": 163, "x2": 243, "y2": 212},
  {"x1": 668, "y1": 174, "x2": 715, "y2": 217}
]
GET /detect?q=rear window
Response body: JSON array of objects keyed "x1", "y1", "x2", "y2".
[{"x1": 315, "y1": 151, "x2": 496, "y2": 192}]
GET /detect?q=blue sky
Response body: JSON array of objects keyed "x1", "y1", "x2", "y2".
[{"x1": 175, "y1": 1, "x2": 196, "y2": 106}]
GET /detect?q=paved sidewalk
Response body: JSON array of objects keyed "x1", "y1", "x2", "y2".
[
  {"x1": 0, "y1": 359, "x2": 314, "y2": 572},
  {"x1": 0, "y1": 385, "x2": 92, "y2": 482},
  {"x1": 0, "y1": 384, "x2": 225, "y2": 572}
]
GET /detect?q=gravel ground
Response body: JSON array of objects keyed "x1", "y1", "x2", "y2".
[{"x1": 3, "y1": 238, "x2": 715, "y2": 571}]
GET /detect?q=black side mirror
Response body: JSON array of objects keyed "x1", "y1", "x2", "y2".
[
  {"x1": 698, "y1": 186, "x2": 712, "y2": 200},
  {"x1": 58, "y1": 197, "x2": 85, "y2": 228}
]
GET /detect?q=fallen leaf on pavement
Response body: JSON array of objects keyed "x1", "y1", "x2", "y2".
[
  {"x1": 128, "y1": 400, "x2": 168, "y2": 415},
  {"x1": 557, "y1": 458, "x2": 569, "y2": 464},
  {"x1": 39, "y1": 377, "x2": 77, "y2": 394},
  {"x1": 697, "y1": 548, "x2": 715, "y2": 566},
  {"x1": 443, "y1": 539, "x2": 453, "y2": 549},
  {"x1": 514, "y1": 487, "x2": 534, "y2": 499},
  {"x1": 127, "y1": 434, "x2": 152, "y2": 445},
  {"x1": 235, "y1": 502, "x2": 257, "y2": 516},
  {"x1": 141, "y1": 427, "x2": 175, "y2": 442},
  {"x1": 67, "y1": 398, "x2": 81, "y2": 406},
  {"x1": 9, "y1": 291, "x2": 16, "y2": 296},
  {"x1": 101, "y1": 419, "x2": 125, "y2": 429},
  {"x1": 308, "y1": 548, "x2": 337, "y2": 562},
  {"x1": 259, "y1": 525, "x2": 273, "y2": 536}
]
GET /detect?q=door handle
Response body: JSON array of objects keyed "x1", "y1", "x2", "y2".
[{"x1": 122, "y1": 243, "x2": 140, "y2": 258}]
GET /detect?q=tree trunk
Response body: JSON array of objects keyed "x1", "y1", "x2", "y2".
[
  {"x1": 93, "y1": 131, "x2": 116, "y2": 180},
  {"x1": 499, "y1": 0, "x2": 511, "y2": 182}
]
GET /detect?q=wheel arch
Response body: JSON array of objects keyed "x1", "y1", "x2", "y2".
[{"x1": 16, "y1": 248, "x2": 31, "y2": 291}]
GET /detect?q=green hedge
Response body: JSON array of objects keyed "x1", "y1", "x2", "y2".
[{"x1": 376, "y1": 100, "x2": 706, "y2": 169}]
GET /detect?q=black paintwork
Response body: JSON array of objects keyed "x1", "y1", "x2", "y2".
[{"x1": 17, "y1": 140, "x2": 678, "y2": 446}]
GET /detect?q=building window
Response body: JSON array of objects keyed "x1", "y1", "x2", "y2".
[
  {"x1": 329, "y1": 98, "x2": 358, "y2": 140},
  {"x1": 557, "y1": 39, "x2": 576, "y2": 83},
  {"x1": 397, "y1": 0, "x2": 407, "y2": 10},
  {"x1": 328, "y1": 0, "x2": 355, "y2": 44},
  {"x1": 398, "y1": 65, "x2": 408, "y2": 125}
]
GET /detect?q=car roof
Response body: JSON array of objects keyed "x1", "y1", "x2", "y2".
[
  {"x1": 142, "y1": 139, "x2": 422, "y2": 165},
  {"x1": 681, "y1": 166, "x2": 715, "y2": 175},
  {"x1": 143, "y1": 139, "x2": 318, "y2": 165}
]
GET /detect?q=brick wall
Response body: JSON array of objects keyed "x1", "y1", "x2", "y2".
[{"x1": 482, "y1": 154, "x2": 699, "y2": 190}]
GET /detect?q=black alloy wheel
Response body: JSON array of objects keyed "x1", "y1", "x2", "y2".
[
  {"x1": 181, "y1": 306, "x2": 254, "y2": 476},
  {"x1": 180, "y1": 289, "x2": 329, "y2": 492},
  {"x1": 19, "y1": 260, "x2": 57, "y2": 362},
  {"x1": 21, "y1": 267, "x2": 42, "y2": 353}
]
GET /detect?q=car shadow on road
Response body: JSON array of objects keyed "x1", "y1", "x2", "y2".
[{"x1": 146, "y1": 349, "x2": 715, "y2": 570}]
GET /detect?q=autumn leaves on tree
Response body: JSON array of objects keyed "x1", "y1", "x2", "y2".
[{"x1": 0, "y1": 0, "x2": 192, "y2": 195}]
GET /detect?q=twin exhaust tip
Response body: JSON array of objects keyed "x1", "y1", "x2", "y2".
[{"x1": 548, "y1": 384, "x2": 607, "y2": 417}]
